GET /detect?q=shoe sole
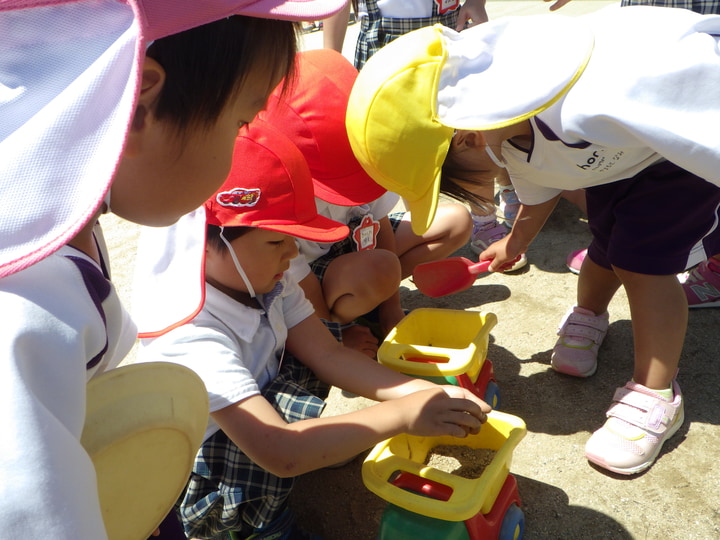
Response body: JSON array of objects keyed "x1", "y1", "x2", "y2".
[
  {"x1": 567, "y1": 265, "x2": 581, "y2": 275},
  {"x1": 551, "y1": 359, "x2": 597, "y2": 378},
  {"x1": 585, "y1": 406, "x2": 685, "y2": 475}
]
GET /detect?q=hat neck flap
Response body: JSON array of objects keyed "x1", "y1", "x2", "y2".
[{"x1": 436, "y1": 14, "x2": 594, "y2": 130}]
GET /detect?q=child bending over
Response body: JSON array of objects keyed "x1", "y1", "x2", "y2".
[{"x1": 345, "y1": 6, "x2": 720, "y2": 475}]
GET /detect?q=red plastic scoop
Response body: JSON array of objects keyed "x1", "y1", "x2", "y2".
[{"x1": 412, "y1": 257, "x2": 492, "y2": 298}]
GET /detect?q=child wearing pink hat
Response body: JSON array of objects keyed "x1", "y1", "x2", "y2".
[
  {"x1": 135, "y1": 121, "x2": 490, "y2": 540},
  {"x1": 260, "y1": 48, "x2": 472, "y2": 355},
  {"x1": 0, "y1": 1, "x2": 347, "y2": 538}
]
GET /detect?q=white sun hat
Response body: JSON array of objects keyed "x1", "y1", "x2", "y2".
[
  {"x1": 346, "y1": 14, "x2": 594, "y2": 235},
  {"x1": 0, "y1": 0, "x2": 346, "y2": 278}
]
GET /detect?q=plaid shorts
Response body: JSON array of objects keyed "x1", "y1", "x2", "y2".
[
  {"x1": 309, "y1": 212, "x2": 405, "y2": 282},
  {"x1": 176, "y1": 355, "x2": 329, "y2": 539},
  {"x1": 621, "y1": 0, "x2": 720, "y2": 14},
  {"x1": 354, "y1": 0, "x2": 460, "y2": 69}
]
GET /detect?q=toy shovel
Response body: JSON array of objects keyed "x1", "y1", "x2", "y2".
[{"x1": 412, "y1": 257, "x2": 492, "y2": 298}]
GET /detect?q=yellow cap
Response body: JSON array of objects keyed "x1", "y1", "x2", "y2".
[
  {"x1": 347, "y1": 25, "x2": 453, "y2": 236},
  {"x1": 346, "y1": 15, "x2": 593, "y2": 235}
]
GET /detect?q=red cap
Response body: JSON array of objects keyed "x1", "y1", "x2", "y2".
[
  {"x1": 205, "y1": 120, "x2": 350, "y2": 243},
  {"x1": 259, "y1": 49, "x2": 387, "y2": 206}
]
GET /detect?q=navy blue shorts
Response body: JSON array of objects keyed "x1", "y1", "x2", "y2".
[{"x1": 586, "y1": 161, "x2": 720, "y2": 275}]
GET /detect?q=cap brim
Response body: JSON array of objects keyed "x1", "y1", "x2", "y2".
[
  {"x1": 235, "y1": 0, "x2": 348, "y2": 21},
  {"x1": 81, "y1": 362, "x2": 208, "y2": 540},
  {"x1": 141, "y1": 0, "x2": 348, "y2": 40},
  {"x1": 312, "y1": 168, "x2": 387, "y2": 206},
  {"x1": 258, "y1": 215, "x2": 350, "y2": 242},
  {"x1": 404, "y1": 169, "x2": 442, "y2": 236}
]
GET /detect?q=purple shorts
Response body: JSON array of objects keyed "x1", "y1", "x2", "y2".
[{"x1": 586, "y1": 161, "x2": 720, "y2": 275}]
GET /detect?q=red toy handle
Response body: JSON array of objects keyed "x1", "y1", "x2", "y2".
[
  {"x1": 391, "y1": 471, "x2": 454, "y2": 502},
  {"x1": 468, "y1": 259, "x2": 492, "y2": 275}
]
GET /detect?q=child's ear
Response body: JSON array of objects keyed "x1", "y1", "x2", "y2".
[
  {"x1": 124, "y1": 57, "x2": 166, "y2": 156},
  {"x1": 451, "y1": 130, "x2": 486, "y2": 149}
]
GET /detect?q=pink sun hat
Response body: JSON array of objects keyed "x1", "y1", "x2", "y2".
[{"x1": 0, "y1": 0, "x2": 346, "y2": 279}]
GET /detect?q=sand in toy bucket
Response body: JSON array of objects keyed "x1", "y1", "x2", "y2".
[{"x1": 425, "y1": 445, "x2": 497, "y2": 479}]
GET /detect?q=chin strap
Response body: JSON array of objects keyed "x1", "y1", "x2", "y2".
[
  {"x1": 219, "y1": 227, "x2": 256, "y2": 298},
  {"x1": 485, "y1": 145, "x2": 507, "y2": 169}
]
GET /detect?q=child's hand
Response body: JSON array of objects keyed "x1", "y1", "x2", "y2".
[
  {"x1": 456, "y1": 0, "x2": 489, "y2": 30},
  {"x1": 479, "y1": 235, "x2": 523, "y2": 272},
  {"x1": 341, "y1": 324, "x2": 379, "y2": 359},
  {"x1": 399, "y1": 387, "x2": 491, "y2": 439}
]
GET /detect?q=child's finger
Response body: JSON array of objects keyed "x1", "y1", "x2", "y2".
[
  {"x1": 440, "y1": 386, "x2": 492, "y2": 414},
  {"x1": 444, "y1": 409, "x2": 483, "y2": 435}
]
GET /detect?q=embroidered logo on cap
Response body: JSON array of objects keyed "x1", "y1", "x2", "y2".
[{"x1": 217, "y1": 188, "x2": 261, "y2": 207}]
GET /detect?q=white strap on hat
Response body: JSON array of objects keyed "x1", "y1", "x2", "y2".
[{"x1": 219, "y1": 227, "x2": 257, "y2": 299}]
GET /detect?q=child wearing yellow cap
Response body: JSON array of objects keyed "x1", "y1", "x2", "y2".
[{"x1": 346, "y1": 6, "x2": 720, "y2": 476}]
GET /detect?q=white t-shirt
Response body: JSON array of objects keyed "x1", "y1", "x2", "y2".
[
  {"x1": 0, "y1": 231, "x2": 136, "y2": 540},
  {"x1": 504, "y1": 5, "x2": 720, "y2": 205},
  {"x1": 139, "y1": 277, "x2": 315, "y2": 441},
  {"x1": 504, "y1": 115, "x2": 665, "y2": 205}
]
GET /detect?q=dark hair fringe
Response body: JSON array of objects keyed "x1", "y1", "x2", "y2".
[
  {"x1": 147, "y1": 16, "x2": 299, "y2": 135},
  {"x1": 206, "y1": 224, "x2": 253, "y2": 252}
]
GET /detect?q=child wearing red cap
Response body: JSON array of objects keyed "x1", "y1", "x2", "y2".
[
  {"x1": 0, "y1": 2, "x2": 346, "y2": 538},
  {"x1": 135, "y1": 121, "x2": 490, "y2": 540},
  {"x1": 260, "y1": 49, "x2": 472, "y2": 355}
]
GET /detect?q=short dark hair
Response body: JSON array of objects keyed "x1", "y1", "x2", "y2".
[
  {"x1": 147, "y1": 16, "x2": 299, "y2": 135},
  {"x1": 206, "y1": 224, "x2": 253, "y2": 253}
]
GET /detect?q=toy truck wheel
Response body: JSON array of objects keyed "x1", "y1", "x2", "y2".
[
  {"x1": 483, "y1": 380, "x2": 501, "y2": 409},
  {"x1": 498, "y1": 503, "x2": 524, "y2": 540}
]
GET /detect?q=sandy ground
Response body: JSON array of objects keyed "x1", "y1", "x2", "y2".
[{"x1": 102, "y1": 2, "x2": 720, "y2": 538}]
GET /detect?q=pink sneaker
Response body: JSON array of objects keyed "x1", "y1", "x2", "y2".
[
  {"x1": 551, "y1": 306, "x2": 609, "y2": 377},
  {"x1": 566, "y1": 248, "x2": 587, "y2": 275},
  {"x1": 585, "y1": 379, "x2": 684, "y2": 475},
  {"x1": 681, "y1": 258, "x2": 720, "y2": 308}
]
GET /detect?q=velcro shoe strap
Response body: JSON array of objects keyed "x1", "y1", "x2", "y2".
[
  {"x1": 606, "y1": 386, "x2": 676, "y2": 432},
  {"x1": 567, "y1": 312, "x2": 607, "y2": 329},
  {"x1": 559, "y1": 323, "x2": 604, "y2": 343}
]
